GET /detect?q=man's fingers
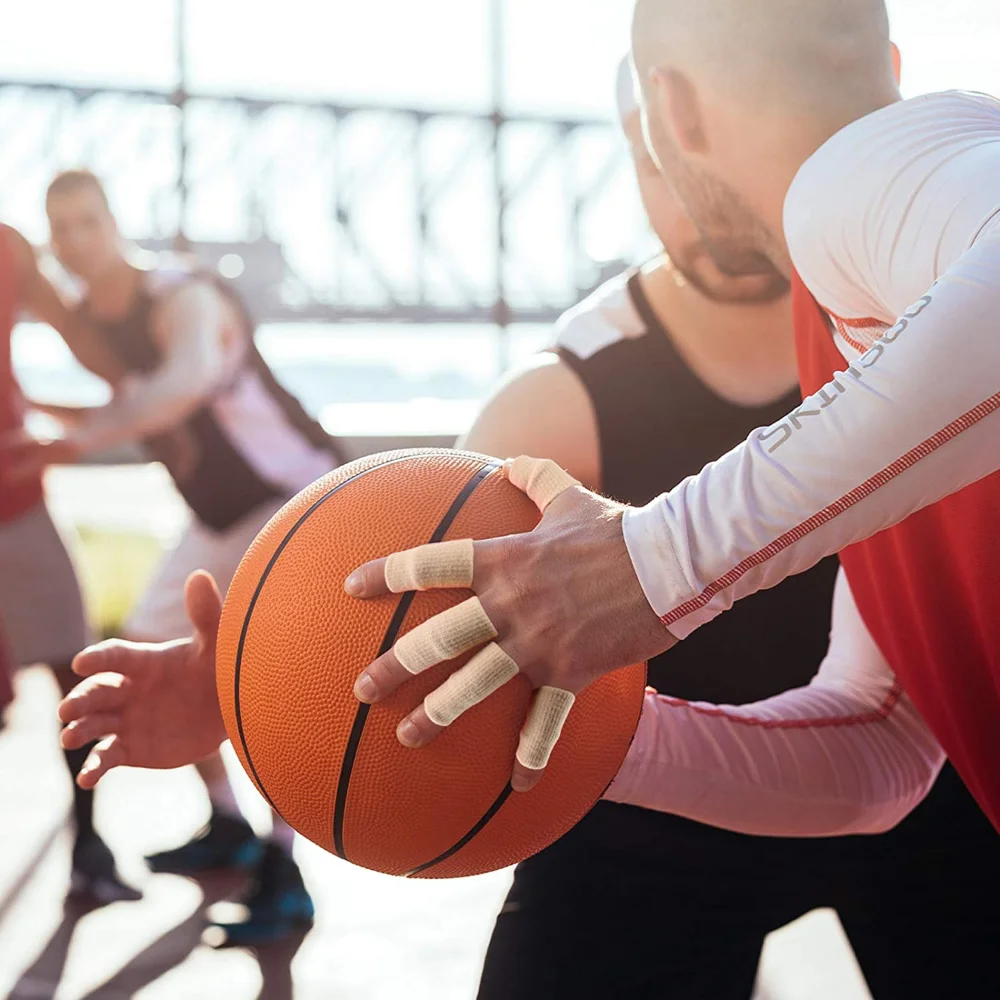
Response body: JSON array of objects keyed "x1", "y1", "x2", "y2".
[
  {"x1": 71, "y1": 639, "x2": 134, "y2": 679},
  {"x1": 395, "y1": 704, "x2": 444, "y2": 749},
  {"x1": 61, "y1": 712, "x2": 123, "y2": 750},
  {"x1": 185, "y1": 570, "x2": 223, "y2": 639},
  {"x1": 76, "y1": 736, "x2": 127, "y2": 789},
  {"x1": 394, "y1": 642, "x2": 520, "y2": 748},
  {"x1": 394, "y1": 598, "x2": 496, "y2": 674},
  {"x1": 344, "y1": 557, "x2": 390, "y2": 599},
  {"x1": 510, "y1": 686, "x2": 576, "y2": 792},
  {"x1": 422, "y1": 643, "x2": 519, "y2": 727},
  {"x1": 58, "y1": 672, "x2": 128, "y2": 721},
  {"x1": 503, "y1": 456, "x2": 580, "y2": 513},
  {"x1": 345, "y1": 538, "x2": 475, "y2": 599},
  {"x1": 510, "y1": 759, "x2": 544, "y2": 793},
  {"x1": 353, "y1": 647, "x2": 412, "y2": 704},
  {"x1": 393, "y1": 659, "x2": 573, "y2": 796},
  {"x1": 354, "y1": 596, "x2": 498, "y2": 703}
]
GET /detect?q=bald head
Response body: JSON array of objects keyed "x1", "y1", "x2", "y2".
[
  {"x1": 632, "y1": 0, "x2": 895, "y2": 114},
  {"x1": 627, "y1": 0, "x2": 900, "y2": 280}
]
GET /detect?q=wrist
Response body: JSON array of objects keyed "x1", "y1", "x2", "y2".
[{"x1": 622, "y1": 501, "x2": 688, "y2": 640}]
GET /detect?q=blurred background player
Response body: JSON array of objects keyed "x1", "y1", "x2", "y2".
[
  {"x1": 0, "y1": 220, "x2": 139, "y2": 903},
  {"x1": 6, "y1": 170, "x2": 340, "y2": 945},
  {"x1": 470, "y1": 60, "x2": 1000, "y2": 1000}
]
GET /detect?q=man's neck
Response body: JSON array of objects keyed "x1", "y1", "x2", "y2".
[
  {"x1": 86, "y1": 258, "x2": 141, "y2": 321},
  {"x1": 636, "y1": 257, "x2": 799, "y2": 408}
]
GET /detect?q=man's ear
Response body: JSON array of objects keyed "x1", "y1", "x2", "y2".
[
  {"x1": 890, "y1": 42, "x2": 902, "y2": 87},
  {"x1": 650, "y1": 66, "x2": 708, "y2": 155}
]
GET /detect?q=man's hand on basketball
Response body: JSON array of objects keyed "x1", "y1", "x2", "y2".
[
  {"x1": 345, "y1": 457, "x2": 675, "y2": 792},
  {"x1": 58, "y1": 570, "x2": 227, "y2": 788}
]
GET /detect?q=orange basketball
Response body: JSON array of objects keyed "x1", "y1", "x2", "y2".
[{"x1": 216, "y1": 449, "x2": 646, "y2": 878}]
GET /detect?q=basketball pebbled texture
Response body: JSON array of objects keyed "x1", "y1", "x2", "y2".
[{"x1": 216, "y1": 449, "x2": 647, "y2": 878}]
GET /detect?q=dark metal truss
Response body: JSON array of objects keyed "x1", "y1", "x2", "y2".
[{"x1": 0, "y1": 80, "x2": 642, "y2": 331}]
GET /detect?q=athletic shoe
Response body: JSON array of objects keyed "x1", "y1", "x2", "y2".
[
  {"x1": 208, "y1": 843, "x2": 315, "y2": 948},
  {"x1": 69, "y1": 834, "x2": 143, "y2": 905},
  {"x1": 145, "y1": 813, "x2": 266, "y2": 874}
]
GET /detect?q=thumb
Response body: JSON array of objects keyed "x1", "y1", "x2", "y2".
[
  {"x1": 503, "y1": 456, "x2": 580, "y2": 513},
  {"x1": 185, "y1": 570, "x2": 223, "y2": 642}
]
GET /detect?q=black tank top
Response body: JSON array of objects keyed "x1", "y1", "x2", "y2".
[
  {"x1": 81, "y1": 269, "x2": 340, "y2": 533},
  {"x1": 559, "y1": 272, "x2": 839, "y2": 705},
  {"x1": 510, "y1": 268, "x2": 985, "y2": 909}
]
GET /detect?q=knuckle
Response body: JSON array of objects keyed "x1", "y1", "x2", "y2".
[
  {"x1": 372, "y1": 655, "x2": 403, "y2": 689},
  {"x1": 487, "y1": 535, "x2": 535, "y2": 609}
]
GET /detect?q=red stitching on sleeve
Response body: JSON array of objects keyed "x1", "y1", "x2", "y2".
[
  {"x1": 652, "y1": 683, "x2": 902, "y2": 731},
  {"x1": 662, "y1": 392, "x2": 1000, "y2": 628},
  {"x1": 830, "y1": 314, "x2": 887, "y2": 354}
]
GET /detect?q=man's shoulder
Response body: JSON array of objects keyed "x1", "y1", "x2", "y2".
[
  {"x1": 487, "y1": 354, "x2": 592, "y2": 413},
  {"x1": 461, "y1": 354, "x2": 601, "y2": 488},
  {"x1": 552, "y1": 270, "x2": 648, "y2": 361},
  {"x1": 785, "y1": 91, "x2": 1000, "y2": 321},
  {"x1": 786, "y1": 92, "x2": 1000, "y2": 227}
]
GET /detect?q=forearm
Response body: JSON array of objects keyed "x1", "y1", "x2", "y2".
[
  {"x1": 67, "y1": 372, "x2": 212, "y2": 453},
  {"x1": 606, "y1": 683, "x2": 944, "y2": 837},
  {"x1": 607, "y1": 570, "x2": 944, "y2": 835},
  {"x1": 16, "y1": 246, "x2": 124, "y2": 384},
  {"x1": 625, "y1": 232, "x2": 1000, "y2": 637}
]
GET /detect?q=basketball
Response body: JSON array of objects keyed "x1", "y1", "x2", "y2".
[{"x1": 215, "y1": 449, "x2": 647, "y2": 878}]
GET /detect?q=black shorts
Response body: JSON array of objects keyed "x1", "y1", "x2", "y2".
[{"x1": 478, "y1": 764, "x2": 1000, "y2": 1000}]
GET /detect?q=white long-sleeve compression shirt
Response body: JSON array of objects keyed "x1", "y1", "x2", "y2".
[
  {"x1": 606, "y1": 569, "x2": 945, "y2": 836},
  {"x1": 623, "y1": 91, "x2": 1000, "y2": 638},
  {"x1": 611, "y1": 91, "x2": 1000, "y2": 835}
]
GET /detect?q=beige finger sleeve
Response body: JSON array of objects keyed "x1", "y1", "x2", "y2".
[
  {"x1": 394, "y1": 596, "x2": 498, "y2": 675},
  {"x1": 503, "y1": 456, "x2": 580, "y2": 512},
  {"x1": 516, "y1": 686, "x2": 576, "y2": 770},
  {"x1": 423, "y1": 643, "x2": 520, "y2": 727},
  {"x1": 384, "y1": 537, "x2": 474, "y2": 593}
]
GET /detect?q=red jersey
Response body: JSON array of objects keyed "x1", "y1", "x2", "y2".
[
  {"x1": 793, "y1": 272, "x2": 1000, "y2": 831},
  {"x1": 0, "y1": 226, "x2": 43, "y2": 522}
]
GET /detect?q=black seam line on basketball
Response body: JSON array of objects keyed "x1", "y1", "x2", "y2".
[
  {"x1": 232, "y1": 455, "x2": 421, "y2": 822},
  {"x1": 404, "y1": 783, "x2": 514, "y2": 877},
  {"x1": 331, "y1": 459, "x2": 501, "y2": 862}
]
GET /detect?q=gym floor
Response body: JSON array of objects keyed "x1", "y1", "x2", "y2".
[{"x1": 0, "y1": 468, "x2": 873, "y2": 999}]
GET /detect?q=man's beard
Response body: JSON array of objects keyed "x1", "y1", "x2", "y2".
[
  {"x1": 670, "y1": 240, "x2": 790, "y2": 304},
  {"x1": 652, "y1": 124, "x2": 790, "y2": 301}
]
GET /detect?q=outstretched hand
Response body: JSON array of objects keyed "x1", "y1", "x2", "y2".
[
  {"x1": 58, "y1": 570, "x2": 228, "y2": 788},
  {"x1": 346, "y1": 457, "x2": 675, "y2": 793}
]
